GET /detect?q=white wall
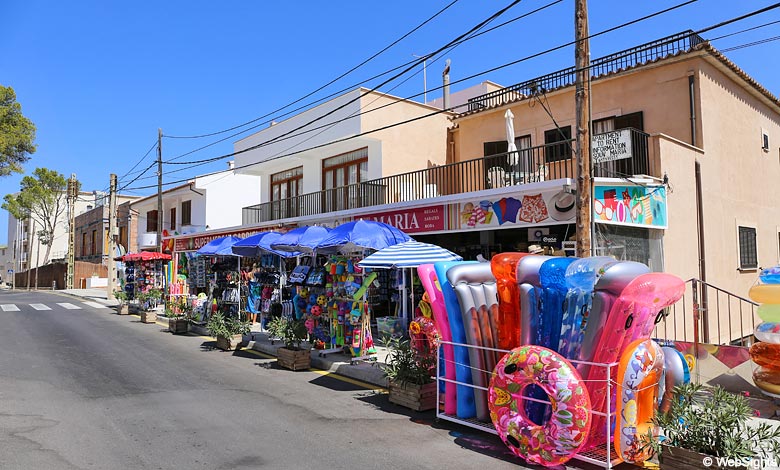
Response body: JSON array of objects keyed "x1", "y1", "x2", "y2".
[{"x1": 198, "y1": 171, "x2": 262, "y2": 230}]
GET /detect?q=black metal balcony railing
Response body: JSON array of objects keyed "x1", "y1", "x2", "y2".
[
  {"x1": 242, "y1": 128, "x2": 651, "y2": 225},
  {"x1": 467, "y1": 30, "x2": 705, "y2": 112}
]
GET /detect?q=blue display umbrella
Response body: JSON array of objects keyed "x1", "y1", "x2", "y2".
[
  {"x1": 315, "y1": 220, "x2": 411, "y2": 254},
  {"x1": 231, "y1": 232, "x2": 300, "y2": 258},
  {"x1": 270, "y1": 225, "x2": 331, "y2": 253}
]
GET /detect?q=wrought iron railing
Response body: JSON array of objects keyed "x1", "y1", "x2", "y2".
[
  {"x1": 242, "y1": 129, "x2": 651, "y2": 224},
  {"x1": 467, "y1": 30, "x2": 706, "y2": 112},
  {"x1": 653, "y1": 279, "x2": 758, "y2": 347}
]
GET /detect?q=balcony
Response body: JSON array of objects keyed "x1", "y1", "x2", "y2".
[
  {"x1": 242, "y1": 128, "x2": 651, "y2": 224},
  {"x1": 466, "y1": 30, "x2": 705, "y2": 112}
]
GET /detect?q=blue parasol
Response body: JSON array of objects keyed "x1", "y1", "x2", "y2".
[
  {"x1": 231, "y1": 232, "x2": 300, "y2": 258},
  {"x1": 196, "y1": 236, "x2": 244, "y2": 256},
  {"x1": 316, "y1": 220, "x2": 410, "y2": 254},
  {"x1": 270, "y1": 225, "x2": 331, "y2": 253}
]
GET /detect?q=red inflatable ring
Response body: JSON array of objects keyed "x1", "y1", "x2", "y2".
[{"x1": 488, "y1": 345, "x2": 592, "y2": 467}]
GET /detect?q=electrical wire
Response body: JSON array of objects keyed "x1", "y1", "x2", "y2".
[
  {"x1": 118, "y1": 162, "x2": 157, "y2": 192},
  {"x1": 162, "y1": 0, "x2": 462, "y2": 140},
  {"x1": 124, "y1": 3, "x2": 779, "y2": 191}
]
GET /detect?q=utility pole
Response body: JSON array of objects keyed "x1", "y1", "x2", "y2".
[
  {"x1": 107, "y1": 173, "x2": 118, "y2": 300},
  {"x1": 157, "y1": 128, "x2": 163, "y2": 253},
  {"x1": 574, "y1": 0, "x2": 593, "y2": 257},
  {"x1": 26, "y1": 218, "x2": 33, "y2": 291},
  {"x1": 66, "y1": 173, "x2": 77, "y2": 289}
]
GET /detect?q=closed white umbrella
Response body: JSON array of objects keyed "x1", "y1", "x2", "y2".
[{"x1": 505, "y1": 109, "x2": 518, "y2": 167}]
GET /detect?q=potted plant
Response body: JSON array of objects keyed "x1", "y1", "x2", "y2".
[
  {"x1": 206, "y1": 311, "x2": 250, "y2": 351},
  {"x1": 137, "y1": 289, "x2": 161, "y2": 324},
  {"x1": 165, "y1": 298, "x2": 190, "y2": 334},
  {"x1": 274, "y1": 317, "x2": 311, "y2": 371},
  {"x1": 382, "y1": 336, "x2": 436, "y2": 411},
  {"x1": 646, "y1": 383, "x2": 780, "y2": 469},
  {"x1": 114, "y1": 289, "x2": 129, "y2": 315}
]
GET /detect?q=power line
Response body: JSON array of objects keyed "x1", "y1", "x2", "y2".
[
  {"x1": 721, "y1": 35, "x2": 780, "y2": 52},
  {"x1": 160, "y1": 0, "x2": 701, "y2": 170},
  {"x1": 161, "y1": 0, "x2": 546, "y2": 163},
  {"x1": 162, "y1": 0, "x2": 462, "y2": 140},
  {"x1": 708, "y1": 19, "x2": 780, "y2": 42},
  {"x1": 125, "y1": 3, "x2": 778, "y2": 191},
  {"x1": 118, "y1": 162, "x2": 157, "y2": 192}
]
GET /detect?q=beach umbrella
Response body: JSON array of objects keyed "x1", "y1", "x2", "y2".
[
  {"x1": 231, "y1": 232, "x2": 300, "y2": 258},
  {"x1": 316, "y1": 220, "x2": 410, "y2": 254},
  {"x1": 196, "y1": 236, "x2": 243, "y2": 256},
  {"x1": 357, "y1": 240, "x2": 461, "y2": 269},
  {"x1": 270, "y1": 225, "x2": 331, "y2": 253}
]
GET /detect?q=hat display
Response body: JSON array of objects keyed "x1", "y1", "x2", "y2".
[
  {"x1": 528, "y1": 244, "x2": 544, "y2": 254},
  {"x1": 548, "y1": 190, "x2": 576, "y2": 221}
]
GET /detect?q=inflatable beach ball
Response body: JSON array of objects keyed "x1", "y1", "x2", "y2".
[{"x1": 748, "y1": 266, "x2": 780, "y2": 398}]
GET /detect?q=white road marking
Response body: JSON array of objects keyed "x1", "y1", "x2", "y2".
[
  {"x1": 0, "y1": 304, "x2": 20, "y2": 312},
  {"x1": 30, "y1": 304, "x2": 52, "y2": 310},
  {"x1": 82, "y1": 301, "x2": 109, "y2": 309},
  {"x1": 57, "y1": 303, "x2": 81, "y2": 310}
]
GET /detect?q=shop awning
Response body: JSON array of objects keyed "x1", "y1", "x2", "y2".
[{"x1": 114, "y1": 251, "x2": 172, "y2": 262}]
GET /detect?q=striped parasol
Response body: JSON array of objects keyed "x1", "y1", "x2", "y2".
[{"x1": 357, "y1": 240, "x2": 462, "y2": 269}]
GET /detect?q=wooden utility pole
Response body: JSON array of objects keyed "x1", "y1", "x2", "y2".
[
  {"x1": 157, "y1": 128, "x2": 163, "y2": 253},
  {"x1": 66, "y1": 173, "x2": 77, "y2": 289},
  {"x1": 107, "y1": 173, "x2": 118, "y2": 300},
  {"x1": 574, "y1": 0, "x2": 592, "y2": 257}
]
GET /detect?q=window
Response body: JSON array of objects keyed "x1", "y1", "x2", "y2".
[
  {"x1": 170, "y1": 207, "x2": 176, "y2": 230},
  {"x1": 91, "y1": 230, "x2": 97, "y2": 256},
  {"x1": 181, "y1": 201, "x2": 191, "y2": 226},
  {"x1": 483, "y1": 141, "x2": 508, "y2": 157},
  {"x1": 146, "y1": 210, "x2": 158, "y2": 233},
  {"x1": 81, "y1": 232, "x2": 87, "y2": 257},
  {"x1": 738, "y1": 226, "x2": 758, "y2": 270},
  {"x1": 762, "y1": 129, "x2": 770, "y2": 152},
  {"x1": 271, "y1": 167, "x2": 303, "y2": 201},
  {"x1": 544, "y1": 126, "x2": 572, "y2": 162},
  {"x1": 119, "y1": 225, "x2": 127, "y2": 251},
  {"x1": 322, "y1": 148, "x2": 368, "y2": 212}
]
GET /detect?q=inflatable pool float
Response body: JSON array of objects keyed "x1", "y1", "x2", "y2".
[
  {"x1": 748, "y1": 284, "x2": 780, "y2": 304},
  {"x1": 576, "y1": 261, "x2": 650, "y2": 378},
  {"x1": 749, "y1": 342, "x2": 780, "y2": 370},
  {"x1": 559, "y1": 257, "x2": 616, "y2": 360},
  {"x1": 516, "y1": 255, "x2": 551, "y2": 346},
  {"x1": 753, "y1": 367, "x2": 780, "y2": 396},
  {"x1": 756, "y1": 304, "x2": 780, "y2": 323},
  {"x1": 488, "y1": 345, "x2": 591, "y2": 467},
  {"x1": 760, "y1": 266, "x2": 780, "y2": 284},
  {"x1": 624, "y1": 273, "x2": 685, "y2": 346},
  {"x1": 755, "y1": 322, "x2": 780, "y2": 343},
  {"x1": 435, "y1": 260, "x2": 478, "y2": 419},
  {"x1": 448, "y1": 262, "x2": 498, "y2": 422},
  {"x1": 615, "y1": 339, "x2": 664, "y2": 464},
  {"x1": 491, "y1": 253, "x2": 531, "y2": 350},
  {"x1": 538, "y1": 257, "x2": 577, "y2": 354}
]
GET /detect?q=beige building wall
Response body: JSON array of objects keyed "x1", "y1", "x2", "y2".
[{"x1": 359, "y1": 93, "x2": 451, "y2": 176}]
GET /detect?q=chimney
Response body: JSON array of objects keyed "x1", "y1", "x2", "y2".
[
  {"x1": 227, "y1": 160, "x2": 235, "y2": 170},
  {"x1": 442, "y1": 59, "x2": 451, "y2": 111}
]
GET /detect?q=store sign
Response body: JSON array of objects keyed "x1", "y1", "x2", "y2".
[
  {"x1": 594, "y1": 184, "x2": 667, "y2": 229},
  {"x1": 457, "y1": 187, "x2": 575, "y2": 230},
  {"x1": 360, "y1": 205, "x2": 446, "y2": 234},
  {"x1": 593, "y1": 128, "x2": 632, "y2": 164}
]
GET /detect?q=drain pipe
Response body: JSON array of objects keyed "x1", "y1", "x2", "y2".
[
  {"x1": 695, "y1": 160, "x2": 709, "y2": 345},
  {"x1": 689, "y1": 74, "x2": 697, "y2": 146}
]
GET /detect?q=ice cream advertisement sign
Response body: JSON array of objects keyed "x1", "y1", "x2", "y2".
[{"x1": 593, "y1": 184, "x2": 667, "y2": 228}]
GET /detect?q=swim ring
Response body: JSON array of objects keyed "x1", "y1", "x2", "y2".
[
  {"x1": 749, "y1": 284, "x2": 780, "y2": 304},
  {"x1": 615, "y1": 339, "x2": 664, "y2": 463},
  {"x1": 755, "y1": 322, "x2": 780, "y2": 343},
  {"x1": 488, "y1": 345, "x2": 591, "y2": 467},
  {"x1": 756, "y1": 304, "x2": 780, "y2": 323},
  {"x1": 749, "y1": 342, "x2": 780, "y2": 370},
  {"x1": 759, "y1": 266, "x2": 780, "y2": 284},
  {"x1": 753, "y1": 366, "x2": 780, "y2": 396}
]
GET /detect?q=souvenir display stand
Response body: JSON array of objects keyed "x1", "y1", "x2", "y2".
[
  {"x1": 245, "y1": 255, "x2": 289, "y2": 327},
  {"x1": 117, "y1": 252, "x2": 172, "y2": 304},
  {"x1": 207, "y1": 257, "x2": 242, "y2": 321}
]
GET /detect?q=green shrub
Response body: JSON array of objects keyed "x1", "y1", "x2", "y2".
[
  {"x1": 206, "y1": 311, "x2": 250, "y2": 339},
  {"x1": 382, "y1": 336, "x2": 435, "y2": 386}
]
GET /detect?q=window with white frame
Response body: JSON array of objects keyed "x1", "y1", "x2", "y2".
[{"x1": 738, "y1": 225, "x2": 758, "y2": 270}]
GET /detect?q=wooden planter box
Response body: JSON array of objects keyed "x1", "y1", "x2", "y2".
[
  {"x1": 117, "y1": 303, "x2": 129, "y2": 315},
  {"x1": 389, "y1": 381, "x2": 437, "y2": 411},
  {"x1": 277, "y1": 347, "x2": 311, "y2": 371},
  {"x1": 140, "y1": 310, "x2": 157, "y2": 324},
  {"x1": 216, "y1": 334, "x2": 244, "y2": 351},
  {"x1": 659, "y1": 446, "x2": 748, "y2": 470},
  {"x1": 168, "y1": 318, "x2": 188, "y2": 334}
]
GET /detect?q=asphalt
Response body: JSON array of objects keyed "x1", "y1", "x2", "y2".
[{"x1": 0, "y1": 287, "x2": 528, "y2": 470}]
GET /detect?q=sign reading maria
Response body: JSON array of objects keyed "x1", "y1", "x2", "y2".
[{"x1": 593, "y1": 128, "x2": 632, "y2": 164}]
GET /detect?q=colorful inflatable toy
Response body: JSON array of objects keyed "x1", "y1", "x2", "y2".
[
  {"x1": 434, "y1": 260, "x2": 478, "y2": 419},
  {"x1": 748, "y1": 268, "x2": 780, "y2": 398},
  {"x1": 447, "y1": 262, "x2": 499, "y2": 423},
  {"x1": 753, "y1": 367, "x2": 780, "y2": 396},
  {"x1": 516, "y1": 255, "x2": 551, "y2": 346},
  {"x1": 749, "y1": 342, "x2": 780, "y2": 370},
  {"x1": 615, "y1": 339, "x2": 664, "y2": 463},
  {"x1": 418, "y1": 263, "x2": 457, "y2": 415},
  {"x1": 489, "y1": 345, "x2": 591, "y2": 467},
  {"x1": 755, "y1": 322, "x2": 780, "y2": 343},
  {"x1": 491, "y1": 253, "x2": 531, "y2": 350}
]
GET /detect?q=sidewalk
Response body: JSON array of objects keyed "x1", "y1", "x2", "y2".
[{"x1": 59, "y1": 288, "x2": 390, "y2": 388}]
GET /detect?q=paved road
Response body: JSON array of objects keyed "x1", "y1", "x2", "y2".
[{"x1": 0, "y1": 289, "x2": 527, "y2": 470}]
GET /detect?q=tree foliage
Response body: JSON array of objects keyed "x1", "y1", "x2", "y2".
[
  {"x1": 2, "y1": 168, "x2": 70, "y2": 265},
  {"x1": 0, "y1": 85, "x2": 37, "y2": 176}
]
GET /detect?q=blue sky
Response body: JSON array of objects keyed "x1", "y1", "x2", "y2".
[{"x1": 1, "y1": 0, "x2": 778, "y2": 244}]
